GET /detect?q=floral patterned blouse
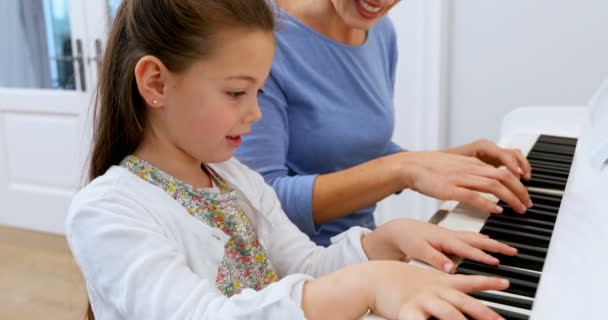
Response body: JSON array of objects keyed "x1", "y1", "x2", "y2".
[{"x1": 120, "y1": 155, "x2": 279, "y2": 297}]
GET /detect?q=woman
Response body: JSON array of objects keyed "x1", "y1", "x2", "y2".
[{"x1": 235, "y1": 0, "x2": 533, "y2": 246}]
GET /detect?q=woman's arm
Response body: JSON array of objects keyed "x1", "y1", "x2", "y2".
[{"x1": 313, "y1": 147, "x2": 533, "y2": 223}]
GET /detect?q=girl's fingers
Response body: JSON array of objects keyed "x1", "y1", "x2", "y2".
[
  {"x1": 398, "y1": 304, "x2": 426, "y2": 320},
  {"x1": 439, "y1": 289, "x2": 505, "y2": 320},
  {"x1": 420, "y1": 293, "x2": 467, "y2": 320},
  {"x1": 448, "y1": 274, "x2": 510, "y2": 293},
  {"x1": 414, "y1": 242, "x2": 455, "y2": 273},
  {"x1": 442, "y1": 240, "x2": 499, "y2": 266}
]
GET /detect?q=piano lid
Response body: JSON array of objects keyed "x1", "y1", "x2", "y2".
[{"x1": 587, "y1": 78, "x2": 608, "y2": 168}]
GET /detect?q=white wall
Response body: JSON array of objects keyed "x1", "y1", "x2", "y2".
[{"x1": 448, "y1": 0, "x2": 608, "y2": 146}]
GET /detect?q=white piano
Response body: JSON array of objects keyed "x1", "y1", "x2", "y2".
[{"x1": 366, "y1": 78, "x2": 608, "y2": 320}]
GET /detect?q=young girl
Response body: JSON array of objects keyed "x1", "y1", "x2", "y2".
[{"x1": 67, "y1": 1, "x2": 515, "y2": 319}]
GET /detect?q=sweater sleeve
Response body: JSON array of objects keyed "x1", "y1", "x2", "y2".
[
  {"x1": 235, "y1": 71, "x2": 319, "y2": 237},
  {"x1": 66, "y1": 189, "x2": 313, "y2": 320}
]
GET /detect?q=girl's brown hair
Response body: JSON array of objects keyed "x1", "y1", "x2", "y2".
[
  {"x1": 89, "y1": 0, "x2": 275, "y2": 182},
  {"x1": 86, "y1": 0, "x2": 275, "y2": 318}
]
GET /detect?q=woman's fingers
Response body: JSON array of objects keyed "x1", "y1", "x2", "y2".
[
  {"x1": 460, "y1": 232, "x2": 518, "y2": 256},
  {"x1": 441, "y1": 240, "x2": 500, "y2": 266},
  {"x1": 484, "y1": 168, "x2": 532, "y2": 212},
  {"x1": 413, "y1": 242, "x2": 456, "y2": 273},
  {"x1": 463, "y1": 174, "x2": 528, "y2": 214},
  {"x1": 512, "y1": 148, "x2": 532, "y2": 180},
  {"x1": 450, "y1": 187, "x2": 503, "y2": 214}
]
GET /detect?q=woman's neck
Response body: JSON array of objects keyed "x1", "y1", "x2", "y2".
[
  {"x1": 283, "y1": 0, "x2": 367, "y2": 45},
  {"x1": 134, "y1": 131, "x2": 212, "y2": 189}
]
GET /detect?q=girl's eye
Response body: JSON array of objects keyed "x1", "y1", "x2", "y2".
[{"x1": 227, "y1": 91, "x2": 245, "y2": 98}]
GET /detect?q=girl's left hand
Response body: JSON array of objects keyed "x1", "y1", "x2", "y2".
[{"x1": 361, "y1": 219, "x2": 518, "y2": 273}]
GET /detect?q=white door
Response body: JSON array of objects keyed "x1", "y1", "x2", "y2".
[{"x1": 0, "y1": 0, "x2": 114, "y2": 234}]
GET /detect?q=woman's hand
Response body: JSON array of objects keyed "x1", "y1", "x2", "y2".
[
  {"x1": 445, "y1": 139, "x2": 532, "y2": 181},
  {"x1": 362, "y1": 219, "x2": 517, "y2": 272},
  {"x1": 302, "y1": 261, "x2": 509, "y2": 320},
  {"x1": 395, "y1": 150, "x2": 532, "y2": 214}
]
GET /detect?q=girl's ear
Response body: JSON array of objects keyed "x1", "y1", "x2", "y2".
[{"x1": 134, "y1": 55, "x2": 168, "y2": 109}]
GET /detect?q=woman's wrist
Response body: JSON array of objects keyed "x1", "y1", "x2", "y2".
[{"x1": 389, "y1": 151, "x2": 418, "y2": 190}]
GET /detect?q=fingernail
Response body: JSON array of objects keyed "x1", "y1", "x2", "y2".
[
  {"x1": 526, "y1": 172, "x2": 532, "y2": 180},
  {"x1": 495, "y1": 205, "x2": 503, "y2": 214},
  {"x1": 443, "y1": 262, "x2": 454, "y2": 273},
  {"x1": 519, "y1": 204, "x2": 527, "y2": 213},
  {"x1": 527, "y1": 199, "x2": 533, "y2": 208},
  {"x1": 517, "y1": 167, "x2": 523, "y2": 175},
  {"x1": 500, "y1": 279, "x2": 509, "y2": 286}
]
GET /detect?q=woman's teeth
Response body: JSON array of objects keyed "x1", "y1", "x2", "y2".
[{"x1": 358, "y1": 0, "x2": 382, "y2": 13}]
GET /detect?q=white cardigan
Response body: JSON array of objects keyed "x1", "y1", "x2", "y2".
[{"x1": 66, "y1": 158, "x2": 370, "y2": 320}]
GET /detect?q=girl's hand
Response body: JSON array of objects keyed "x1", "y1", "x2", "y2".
[
  {"x1": 383, "y1": 264, "x2": 509, "y2": 320},
  {"x1": 395, "y1": 150, "x2": 532, "y2": 214},
  {"x1": 362, "y1": 219, "x2": 517, "y2": 272},
  {"x1": 303, "y1": 261, "x2": 509, "y2": 320}
]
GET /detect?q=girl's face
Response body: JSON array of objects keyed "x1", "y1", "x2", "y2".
[
  {"x1": 150, "y1": 29, "x2": 275, "y2": 164},
  {"x1": 330, "y1": 0, "x2": 399, "y2": 30}
]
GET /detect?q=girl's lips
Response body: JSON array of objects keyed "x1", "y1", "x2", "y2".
[{"x1": 226, "y1": 135, "x2": 242, "y2": 148}]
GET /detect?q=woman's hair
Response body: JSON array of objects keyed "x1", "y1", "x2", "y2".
[
  {"x1": 88, "y1": 0, "x2": 276, "y2": 182},
  {"x1": 85, "y1": 0, "x2": 275, "y2": 318}
]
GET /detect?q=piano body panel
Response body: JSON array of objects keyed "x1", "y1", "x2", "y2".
[
  {"x1": 530, "y1": 176, "x2": 608, "y2": 319},
  {"x1": 529, "y1": 120, "x2": 608, "y2": 319}
]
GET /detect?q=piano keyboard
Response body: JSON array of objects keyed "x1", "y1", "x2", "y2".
[{"x1": 449, "y1": 135, "x2": 578, "y2": 320}]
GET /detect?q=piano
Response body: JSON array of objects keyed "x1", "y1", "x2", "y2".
[{"x1": 365, "y1": 78, "x2": 608, "y2": 320}]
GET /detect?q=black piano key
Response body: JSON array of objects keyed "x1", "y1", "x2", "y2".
[
  {"x1": 523, "y1": 178, "x2": 567, "y2": 190},
  {"x1": 527, "y1": 191, "x2": 563, "y2": 206},
  {"x1": 527, "y1": 151, "x2": 573, "y2": 165},
  {"x1": 456, "y1": 261, "x2": 539, "y2": 298},
  {"x1": 529, "y1": 172, "x2": 568, "y2": 184},
  {"x1": 499, "y1": 240, "x2": 548, "y2": 258},
  {"x1": 492, "y1": 252, "x2": 545, "y2": 272},
  {"x1": 484, "y1": 219, "x2": 553, "y2": 236},
  {"x1": 537, "y1": 135, "x2": 577, "y2": 147},
  {"x1": 489, "y1": 306, "x2": 529, "y2": 320},
  {"x1": 528, "y1": 202, "x2": 560, "y2": 213},
  {"x1": 526, "y1": 161, "x2": 572, "y2": 175},
  {"x1": 528, "y1": 158, "x2": 572, "y2": 171},
  {"x1": 532, "y1": 142, "x2": 576, "y2": 156},
  {"x1": 487, "y1": 214, "x2": 555, "y2": 230},
  {"x1": 470, "y1": 291, "x2": 534, "y2": 310},
  {"x1": 500, "y1": 206, "x2": 557, "y2": 223},
  {"x1": 481, "y1": 225, "x2": 551, "y2": 248}
]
